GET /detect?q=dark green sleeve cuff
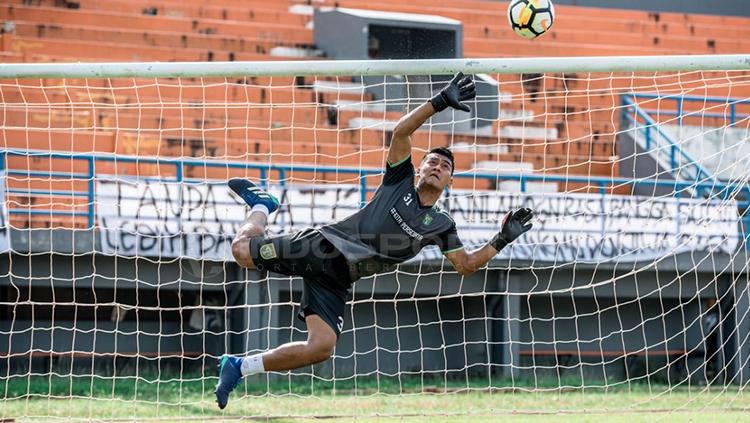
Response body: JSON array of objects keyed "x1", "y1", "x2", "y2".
[
  {"x1": 442, "y1": 246, "x2": 465, "y2": 254},
  {"x1": 387, "y1": 154, "x2": 411, "y2": 168}
]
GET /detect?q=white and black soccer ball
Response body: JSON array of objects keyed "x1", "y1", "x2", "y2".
[{"x1": 508, "y1": 0, "x2": 555, "y2": 39}]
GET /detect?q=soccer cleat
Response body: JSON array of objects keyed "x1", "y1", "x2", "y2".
[
  {"x1": 228, "y1": 178, "x2": 280, "y2": 213},
  {"x1": 215, "y1": 355, "x2": 243, "y2": 410}
]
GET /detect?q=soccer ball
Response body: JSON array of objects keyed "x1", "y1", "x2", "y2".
[{"x1": 507, "y1": 0, "x2": 555, "y2": 39}]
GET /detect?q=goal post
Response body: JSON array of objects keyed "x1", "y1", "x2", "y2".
[
  {"x1": 0, "y1": 54, "x2": 749, "y2": 77},
  {"x1": 1, "y1": 55, "x2": 750, "y2": 419}
]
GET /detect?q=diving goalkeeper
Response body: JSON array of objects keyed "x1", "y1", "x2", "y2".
[{"x1": 215, "y1": 73, "x2": 534, "y2": 408}]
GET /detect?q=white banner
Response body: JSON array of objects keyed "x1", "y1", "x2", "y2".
[
  {"x1": 430, "y1": 192, "x2": 740, "y2": 263},
  {"x1": 96, "y1": 178, "x2": 741, "y2": 263},
  {"x1": 97, "y1": 179, "x2": 361, "y2": 260}
]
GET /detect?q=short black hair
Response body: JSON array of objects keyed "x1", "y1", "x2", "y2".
[{"x1": 423, "y1": 146, "x2": 455, "y2": 175}]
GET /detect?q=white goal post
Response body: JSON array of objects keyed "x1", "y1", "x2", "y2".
[
  {"x1": 1, "y1": 54, "x2": 750, "y2": 419},
  {"x1": 0, "y1": 54, "x2": 749, "y2": 77}
]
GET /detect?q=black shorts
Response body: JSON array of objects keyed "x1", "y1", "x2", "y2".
[{"x1": 250, "y1": 228, "x2": 352, "y2": 337}]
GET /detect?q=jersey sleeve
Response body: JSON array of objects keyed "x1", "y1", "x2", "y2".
[
  {"x1": 437, "y1": 222, "x2": 464, "y2": 254},
  {"x1": 382, "y1": 155, "x2": 415, "y2": 186}
]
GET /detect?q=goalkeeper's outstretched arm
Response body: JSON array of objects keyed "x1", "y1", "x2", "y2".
[
  {"x1": 387, "y1": 73, "x2": 475, "y2": 165},
  {"x1": 388, "y1": 101, "x2": 435, "y2": 165},
  {"x1": 445, "y1": 208, "x2": 534, "y2": 276}
]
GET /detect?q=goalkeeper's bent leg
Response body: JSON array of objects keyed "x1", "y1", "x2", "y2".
[
  {"x1": 228, "y1": 178, "x2": 279, "y2": 269},
  {"x1": 230, "y1": 212, "x2": 266, "y2": 269},
  {"x1": 215, "y1": 315, "x2": 336, "y2": 409},
  {"x1": 260, "y1": 314, "x2": 337, "y2": 371}
]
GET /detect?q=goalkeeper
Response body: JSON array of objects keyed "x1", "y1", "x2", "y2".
[{"x1": 215, "y1": 73, "x2": 534, "y2": 408}]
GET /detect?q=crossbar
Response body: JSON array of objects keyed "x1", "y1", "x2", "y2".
[{"x1": 0, "y1": 55, "x2": 749, "y2": 78}]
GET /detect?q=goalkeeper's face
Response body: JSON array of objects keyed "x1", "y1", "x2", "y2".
[{"x1": 417, "y1": 153, "x2": 453, "y2": 191}]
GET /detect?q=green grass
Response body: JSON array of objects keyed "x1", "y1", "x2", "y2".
[{"x1": 2, "y1": 374, "x2": 749, "y2": 422}]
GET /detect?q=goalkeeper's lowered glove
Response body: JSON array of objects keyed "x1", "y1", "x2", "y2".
[
  {"x1": 429, "y1": 72, "x2": 476, "y2": 113},
  {"x1": 490, "y1": 207, "x2": 534, "y2": 252}
]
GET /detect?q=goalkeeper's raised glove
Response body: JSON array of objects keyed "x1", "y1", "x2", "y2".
[
  {"x1": 489, "y1": 207, "x2": 534, "y2": 252},
  {"x1": 429, "y1": 72, "x2": 476, "y2": 113}
]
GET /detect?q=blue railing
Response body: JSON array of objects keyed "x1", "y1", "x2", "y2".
[
  {"x1": 631, "y1": 93, "x2": 750, "y2": 127},
  {"x1": 1, "y1": 149, "x2": 749, "y2": 230},
  {"x1": 621, "y1": 94, "x2": 718, "y2": 196},
  {"x1": 621, "y1": 93, "x2": 750, "y2": 197}
]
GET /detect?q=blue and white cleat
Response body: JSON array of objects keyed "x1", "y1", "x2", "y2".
[
  {"x1": 228, "y1": 178, "x2": 280, "y2": 213},
  {"x1": 215, "y1": 355, "x2": 243, "y2": 410}
]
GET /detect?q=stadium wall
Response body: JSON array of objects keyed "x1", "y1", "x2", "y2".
[
  {"x1": 2, "y1": 229, "x2": 750, "y2": 383},
  {"x1": 617, "y1": 130, "x2": 676, "y2": 197},
  {"x1": 551, "y1": 0, "x2": 750, "y2": 17}
]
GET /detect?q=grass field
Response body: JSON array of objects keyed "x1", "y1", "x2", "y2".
[{"x1": 3, "y1": 375, "x2": 749, "y2": 422}]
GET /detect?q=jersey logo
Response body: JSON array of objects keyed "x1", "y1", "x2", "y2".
[
  {"x1": 403, "y1": 192, "x2": 413, "y2": 206},
  {"x1": 422, "y1": 214, "x2": 433, "y2": 226},
  {"x1": 389, "y1": 207, "x2": 424, "y2": 241},
  {"x1": 336, "y1": 316, "x2": 344, "y2": 333},
  {"x1": 259, "y1": 243, "x2": 277, "y2": 260}
]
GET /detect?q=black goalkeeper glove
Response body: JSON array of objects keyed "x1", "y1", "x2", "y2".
[
  {"x1": 489, "y1": 207, "x2": 534, "y2": 252},
  {"x1": 429, "y1": 72, "x2": 476, "y2": 113}
]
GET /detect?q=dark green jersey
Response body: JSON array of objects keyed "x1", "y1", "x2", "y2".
[{"x1": 318, "y1": 156, "x2": 464, "y2": 281}]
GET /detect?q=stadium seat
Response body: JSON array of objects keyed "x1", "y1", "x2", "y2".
[{"x1": 4, "y1": 0, "x2": 750, "y2": 228}]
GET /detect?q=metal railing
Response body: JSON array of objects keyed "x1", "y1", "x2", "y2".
[
  {"x1": 621, "y1": 93, "x2": 750, "y2": 197},
  {"x1": 632, "y1": 92, "x2": 750, "y2": 127},
  {"x1": 621, "y1": 94, "x2": 717, "y2": 197},
  {"x1": 2, "y1": 149, "x2": 749, "y2": 231}
]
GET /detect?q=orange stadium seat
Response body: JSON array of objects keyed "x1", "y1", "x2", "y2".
[{"x1": 1, "y1": 0, "x2": 749, "y2": 227}]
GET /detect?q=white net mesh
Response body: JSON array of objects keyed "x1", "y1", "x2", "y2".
[{"x1": 1, "y1": 66, "x2": 750, "y2": 419}]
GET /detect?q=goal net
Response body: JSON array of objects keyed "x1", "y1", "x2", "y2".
[{"x1": 1, "y1": 56, "x2": 750, "y2": 419}]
